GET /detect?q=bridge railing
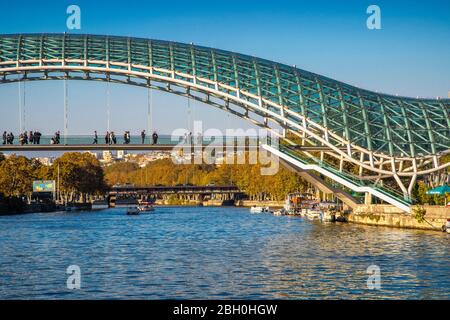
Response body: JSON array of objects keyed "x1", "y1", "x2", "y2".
[
  {"x1": 278, "y1": 144, "x2": 414, "y2": 206},
  {"x1": 0, "y1": 135, "x2": 261, "y2": 146}
]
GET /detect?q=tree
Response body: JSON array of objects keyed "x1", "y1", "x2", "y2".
[
  {"x1": 412, "y1": 181, "x2": 446, "y2": 206},
  {"x1": 0, "y1": 155, "x2": 41, "y2": 197},
  {"x1": 104, "y1": 162, "x2": 139, "y2": 186},
  {"x1": 49, "y1": 153, "x2": 105, "y2": 202}
]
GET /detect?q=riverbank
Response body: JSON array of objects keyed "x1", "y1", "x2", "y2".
[
  {"x1": 349, "y1": 205, "x2": 449, "y2": 232},
  {"x1": 0, "y1": 202, "x2": 59, "y2": 216},
  {"x1": 235, "y1": 200, "x2": 284, "y2": 208},
  {"x1": 152, "y1": 199, "x2": 285, "y2": 207},
  {"x1": 4, "y1": 199, "x2": 448, "y2": 233}
]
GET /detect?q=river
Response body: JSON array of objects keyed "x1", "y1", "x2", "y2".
[{"x1": 0, "y1": 207, "x2": 448, "y2": 299}]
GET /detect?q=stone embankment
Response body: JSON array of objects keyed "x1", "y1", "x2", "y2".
[{"x1": 349, "y1": 205, "x2": 450, "y2": 232}]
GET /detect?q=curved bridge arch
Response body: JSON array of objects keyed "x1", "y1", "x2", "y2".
[{"x1": 1, "y1": 34, "x2": 449, "y2": 211}]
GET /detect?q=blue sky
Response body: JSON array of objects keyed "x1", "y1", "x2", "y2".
[{"x1": 0, "y1": 0, "x2": 449, "y2": 135}]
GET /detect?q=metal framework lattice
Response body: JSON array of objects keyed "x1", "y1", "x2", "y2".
[{"x1": 0, "y1": 34, "x2": 449, "y2": 208}]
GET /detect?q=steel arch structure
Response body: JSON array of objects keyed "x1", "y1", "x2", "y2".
[{"x1": 0, "y1": 34, "x2": 449, "y2": 211}]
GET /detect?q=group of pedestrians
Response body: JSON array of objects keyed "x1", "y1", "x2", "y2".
[
  {"x1": 2, "y1": 129, "x2": 161, "y2": 146},
  {"x1": 141, "y1": 130, "x2": 160, "y2": 145},
  {"x1": 102, "y1": 131, "x2": 117, "y2": 145},
  {"x1": 93, "y1": 130, "x2": 159, "y2": 145},
  {"x1": 2, "y1": 132, "x2": 14, "y2": 145},
  {"x1": 182, "y1": 132, "x2": 203, "y2": 145},
  {"x1": 2, "y1": 130, "x2": 43, "y2": 145},
  {"x1": 50, "y1": 131, "x2": 61, "y2": 145}
]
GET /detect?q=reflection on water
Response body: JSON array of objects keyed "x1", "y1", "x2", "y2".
[{"x1": 0, "y1": 207, "x2": 448, "y2": 299}]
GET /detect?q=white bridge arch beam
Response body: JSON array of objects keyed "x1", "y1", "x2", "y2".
[{"x1": 1, "y1": 59, "x2": 449, "y2": 179}]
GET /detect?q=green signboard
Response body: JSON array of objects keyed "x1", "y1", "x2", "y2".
[{"x1": 33, "y1": 180, "x2": 56, "y2": 193}]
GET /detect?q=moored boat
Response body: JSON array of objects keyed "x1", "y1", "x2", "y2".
[
  {"x1": 305, "y1": 209, "x2": 323, "y2": 220},
  {"x1": 250, "y1": 206, "x2": 272, "y2": 214},
  {"x1": 138, "y1": 203, "x2": 155, "y2": 213},
  {"x1": 65, "y1": 204, "x2": 81, "y2": 212},
  {"x1": 115, "y1": 198, "x2": 139, "y2": 208},
  {"x1": 321, "y1": 211, "x2": 336, "y2": 222},
  {"x1": 126, "y1": 207, "x2": 140, "y2": 215},
  {"x1": 274, "y1": 208, "x2": 288, "y2": 216},
  {"x1": 91, "y1": 200, "x2": 109, "y2": 211}
]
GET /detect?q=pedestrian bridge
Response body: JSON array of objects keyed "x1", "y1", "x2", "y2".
[{"x1": 1, "y1": 33, "x2": 449, "y2": 213}]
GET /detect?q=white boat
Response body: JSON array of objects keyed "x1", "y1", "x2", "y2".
[
  {"x1": 91, "y1": 200, "x2": 109, "y2": 211},
  {"x1": 321, "y1": 211, "x2": 336, "y2": 222},
  {"x1": 305, "y1": 209, "x2": 323, "y2": 220},
  {"x1": 250, "y1": 206, "x2": 272, "y2": 214},
  {"x1": 138, "y1": 204, "x2": 155, "y2": 213},
  {"x1": 274, "y1": 208, "x2": 288, "y2": 216}
]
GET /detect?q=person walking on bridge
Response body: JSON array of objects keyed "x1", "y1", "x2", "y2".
[
  {"x1": 105, "y1": 132, "x2": 110, "y2": 145},
  {"x1": 29, "y1": 131, "x2": 34, "y2": 145},
  {"x1": 152, "y1": 131, "x2": 159, "y2": 145},
  {"x1": 111, "y1": 132, "x2": 117, "y2": 145},
  {"x1": 141, "y1": 130, "x2": 146, "y2": 144},
  {"x1": 124, "y1": 131, "x2": 131, "y2": 144},
  {"x1": 93, "y1": 131, "x2": 98, "y2": 144},
  {"x1": 23, "y1": 131, "x2": 28, "y2": 145},
  {"x1": 2, "y1": 131, "x2": 6, "y2": 145},
  {"x1": 34, "y1": 131, "x2": 41, "y2": 145},
  {"x1": 7, "y1": 132, "x2": 14, "y2": 145},
  {"x1": 19, "y1": 133, "x2": 24, "y2": 146}
]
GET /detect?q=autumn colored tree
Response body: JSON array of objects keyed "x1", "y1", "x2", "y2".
[
  {"x1": 0, "y1": 155, "x2": 42, "y2": 197},
  {"x1": 103, "y1": 162, "x2": 140, "y2": 186},
  {"x1": 49, "y1": 153, "x2": 105, "y2": 202},
  {"x1": 102, "y1": 157, "x2": 308, "y2": 201}
]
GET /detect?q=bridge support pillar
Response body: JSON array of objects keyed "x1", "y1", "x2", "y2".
[{"x1": 364, "y1": 192, "x2": 372, "y2": 206}]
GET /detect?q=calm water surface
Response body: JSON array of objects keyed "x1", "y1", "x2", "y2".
[{"x1": 0, "y1": 207, "x2": 449, "y2": 299}]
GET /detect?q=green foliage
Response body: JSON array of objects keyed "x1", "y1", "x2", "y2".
[
  {"x1": 103, "y1": 162, "x2": 140, "y2": 186},
  {"x1": 0, "y1": 155, "x2": 41, "y2": 197},
  {"x1": 0, "y1": 153, "x2": 105, "y2": 202},
  {"x1": 412, "y1": 206, "x2": 427, "y2": 223},
  {"x1": 412, "y1": 181, "x2": 447, "y2": 205},
  {"x1": 49, "y1": 153, "x2": 106, "y2": 196}
]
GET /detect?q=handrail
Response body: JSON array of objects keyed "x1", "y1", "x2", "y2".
[{"x1": 278, "y1": 144, "x2": 413, "y2": 206}]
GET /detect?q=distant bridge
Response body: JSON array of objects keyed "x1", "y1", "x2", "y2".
[
  {"x1": 109, "y1": 185, "x2": 244, "y2": 203},
  {"x1": 109, "y1": 185, "x2": 242, "y2": 195}
]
